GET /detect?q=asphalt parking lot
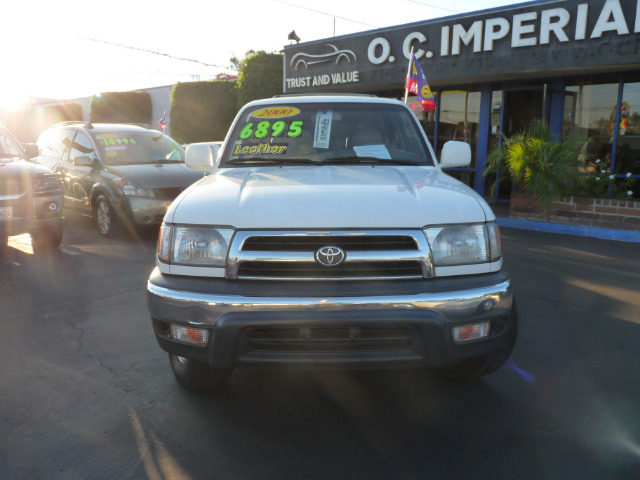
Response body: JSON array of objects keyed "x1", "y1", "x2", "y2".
[{"x1": 1, "y1": 220, "x2": 639, "y2": 479}]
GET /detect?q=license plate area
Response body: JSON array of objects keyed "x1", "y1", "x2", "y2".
[{"x1": 0, "y1": 206, "x2": 13, "y2": 219}]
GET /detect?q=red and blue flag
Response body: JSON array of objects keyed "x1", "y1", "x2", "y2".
[
  {"x1": 157, "y1": 111, "x2": 167, "y2": 131},
  {"x1": 405, "y1": 54, "x2": 435, "y2": 112}
]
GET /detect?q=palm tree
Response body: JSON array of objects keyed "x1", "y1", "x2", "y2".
[{"x1": 485, "y1": 121, "x2": 585, "y2": 209}]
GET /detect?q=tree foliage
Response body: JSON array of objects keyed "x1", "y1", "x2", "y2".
[
  {"x1": 90, "y1": 91, "x2": 152, "y2": 124},
  {"x1": 44, "y1": 103, "x2": 83, "y2": 127},
  {"x1": 170, "y1": 81, "x2": 238, "y2": 145},
  {"x1": 236, "y1": 51, "x2": 283, "y2": 109}
]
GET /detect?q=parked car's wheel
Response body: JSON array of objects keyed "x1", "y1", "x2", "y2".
[
  {"x1": 432, "y1": 302, "x2": 519, "y2": 380},
  {"x1": 31, "y1": 219, "x2": 63, "y2": 251},
  {"x1": 169, "y1": 354, "x2": 231, "y2": 392},
  {"x1": 93, "y1": 194, "x2": 118, "y2": 236},
  {"x1": 0, "y1": 232, "x2": 8, "y2": 255}
]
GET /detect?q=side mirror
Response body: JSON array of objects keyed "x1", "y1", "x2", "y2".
[
  {"x1": 439, "y1": 141, "x2": 471, "y2": 168},
  {"x1": 185, "y1": 142, "x2": 221, "y2": 171},
  {"x1": 23, "y1": 143, "x2": 39, "y2": 160}
]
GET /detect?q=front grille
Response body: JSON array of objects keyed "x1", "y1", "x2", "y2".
[
  {"x1": 152, "y1": 187, "x2": 183, "y2": 200},
  {"x1": 228, "y1": 230, "x2": 433, "y2": 280},
  {"x1": 248, "y1": 326, "x2": 414, "y2": 353},
  {"x1": 242, "y1": 235, "x2": 418, "y2": 252},
  {"x1": 237, "y1": 261, "x2": 423, "y2": 278},
  {"x1": 33, "y1": 174, "x2": 61, "y2": 194}
]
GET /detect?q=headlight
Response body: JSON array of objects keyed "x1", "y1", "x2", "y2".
[
  {"x1": 114, "y1": 177, "x2": 154, "y2": 197},
  {"x1": 157, "y1": 224, "x2": 234, "y2": 266},
  {"x1": 424, "y1": 222, "x2": 502, "y2": 266}
]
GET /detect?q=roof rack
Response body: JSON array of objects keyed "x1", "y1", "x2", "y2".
[{"x1": 54, "y1": 121, "x2": 93, "y2": 129}]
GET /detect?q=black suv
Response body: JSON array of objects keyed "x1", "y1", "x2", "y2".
[
  {"x1": 35, "y1": 122, "x2": 204, "y2": 236},
  {"x1": 0, "y1": 125, "x2": 63, "y2": 251}
]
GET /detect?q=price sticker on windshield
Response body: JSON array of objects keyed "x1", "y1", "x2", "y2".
[
  {"x1": 239, "y1": 120, "x2": 303, "y2": 140},
  {"x1": 238, "y1": 107, "x2": 304, "y2": 140},
  {"x1": 313, "y1": 110, "x2": 332, "y2": 149}
]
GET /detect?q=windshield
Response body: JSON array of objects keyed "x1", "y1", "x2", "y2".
[
  {"x1": 220, "y1": 102, "x2": 434, "y2": 167},
  {"x1": 0, "y1": 128, "x2": 25, "y2": 159},
  {"x1": 95, "y1": 132, "x2": 184, "y2": 166}
]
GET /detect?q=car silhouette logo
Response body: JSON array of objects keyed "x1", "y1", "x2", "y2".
[
  {"x1": 290, "y1": 44, "x2": 357, "y2": 71},
  {"x1": 315, "y1": 246, "x2": 346, "y2": 267}
]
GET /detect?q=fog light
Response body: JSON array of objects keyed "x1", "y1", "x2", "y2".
[
  {"x1": 45, "y1": 201, "x2": 59, "y2": 213},
  {"x1": 171, "y1": 324, "x2": 209, "y2": 345},
  {"x1": 453, "y1": 322, "x2": 490, "y2": 343}
]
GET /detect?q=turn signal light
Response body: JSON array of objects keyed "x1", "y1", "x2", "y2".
[
  {"x1": 171, "y1": 324, "x2": 209, "y2": 345},
  {"x1": 453, "y1": 322, "x2": 490, "y2": 343}
]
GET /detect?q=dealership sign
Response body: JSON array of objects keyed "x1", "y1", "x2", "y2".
[{"x1": 283, "y1": 0, "x2": 640, "y2": 92}]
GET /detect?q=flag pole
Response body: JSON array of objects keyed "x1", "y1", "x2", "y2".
[{"x1": 404, "y1": 46, "x2": 414, "y2": 104}]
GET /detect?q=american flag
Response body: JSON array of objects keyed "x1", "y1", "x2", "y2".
[{"x1": 157, "y1": 111, "x2": 167, "y2": 131}]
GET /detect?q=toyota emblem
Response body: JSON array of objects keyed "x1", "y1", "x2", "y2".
[{"x1": 315, "y1": 246, "x2": 346, "y2": 267}]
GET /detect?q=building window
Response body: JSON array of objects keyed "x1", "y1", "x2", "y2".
[
  {"x1": 485, "y1": 90, "x2": 504, "y2": 198},
  {"x1": 616, "y1": 80, "x2": 640, "y2": 176},
  {"x1": 405, "y1": 97, "x2": 436, "y2": 145},
  {"x1": 437, "y1": 90, "x2": 481, "y2": 187},
  {"x1": 564, "y1": 81, "x2": 619, "y2": 172}
]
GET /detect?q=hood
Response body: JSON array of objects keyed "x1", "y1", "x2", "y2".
[
  {"x1": 168, "y1": 165, "x2": 493, "y2": 229},
  {"x1": 106, "y1": 163, "x2": 205, "y2": 188},
  {"x1": 0, "y1": 158, "x2": 51, "y2": 177}
]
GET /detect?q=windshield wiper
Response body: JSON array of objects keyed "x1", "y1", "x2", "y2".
[{"x1": 318, "y1": 156, "x2": 418, "y2": 166}]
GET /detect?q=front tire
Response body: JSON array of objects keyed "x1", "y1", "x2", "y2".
[
  {"x1": 0, "y1": 232, "x2": 8, "y2": 256},
  {"x1": 93, "y1": 194, "x2": 118, "y2": 236},
  {"x1": 169, "y1": 354, "x2": 231, "y2": 393},
  {"x1": 433, "y1": 302, "x2": 519, "y2": 380}
]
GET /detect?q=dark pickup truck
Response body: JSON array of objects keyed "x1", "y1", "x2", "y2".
[{"x1": 0, "y1": 125, "x2": 63, "y2": 251}]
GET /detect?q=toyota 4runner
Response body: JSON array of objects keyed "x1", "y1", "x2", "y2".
[{"x1": 146, "y1": 95, "x2": 517, "y2": 392}]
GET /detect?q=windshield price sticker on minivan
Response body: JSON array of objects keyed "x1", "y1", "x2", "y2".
[
  {"x1": 97, "y1": 136, "x2": 137, "y2": 146},
  {"x1": 239, "y1": 121, "x2": 303, "y2": 140}
]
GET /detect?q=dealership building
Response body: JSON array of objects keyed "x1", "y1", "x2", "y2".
[{"x1": 282, "y1": 0, "x2": 640, "y2": 202}]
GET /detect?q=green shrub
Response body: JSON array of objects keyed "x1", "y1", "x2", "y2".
[
  {"x1": 90, "y1": 91, "x2": 152, "y2": 124},
  {"x1": 170, "y1": 81, "x2": 238, "y2": 145},
  {"x1": 236, "y1": 51, "x2": 283, "y2": 109},
  {"x1": 44, "y1": 103, "x2": 83, "y2": 127},
  {"x1": 577, "y1": 163, "x2": 637, "y2": 200}
]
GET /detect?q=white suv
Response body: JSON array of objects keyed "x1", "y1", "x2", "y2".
[{"x1": 147, "y1": 95, "x2": 517, "y2": 392}]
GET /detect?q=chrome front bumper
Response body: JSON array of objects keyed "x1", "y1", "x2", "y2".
[
  {"x1": 147, "y1": 269, "x2": 514, "y2": 368},
  {"x1": 147, "y1": 277, "x2": 512, "y2": 326}
]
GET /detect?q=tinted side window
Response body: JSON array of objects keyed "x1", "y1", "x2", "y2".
[
  {"x1": 38, "y1": 129, "x2": 75, "y2": 161},
  {"x1": 0, "y1": 128, "x2": 23, "y2": 157},
  {"x1": 69, "y1": 132, "x2": 95, "y2": 165}
]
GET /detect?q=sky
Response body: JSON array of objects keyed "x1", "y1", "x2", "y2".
[{"x1": 3, "y1": 0, "x2": 533, "y2": 109}]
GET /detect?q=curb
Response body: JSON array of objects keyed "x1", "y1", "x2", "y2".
[{"x1": 497, "y1": 217, "x2": 640, "y2": 244}]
